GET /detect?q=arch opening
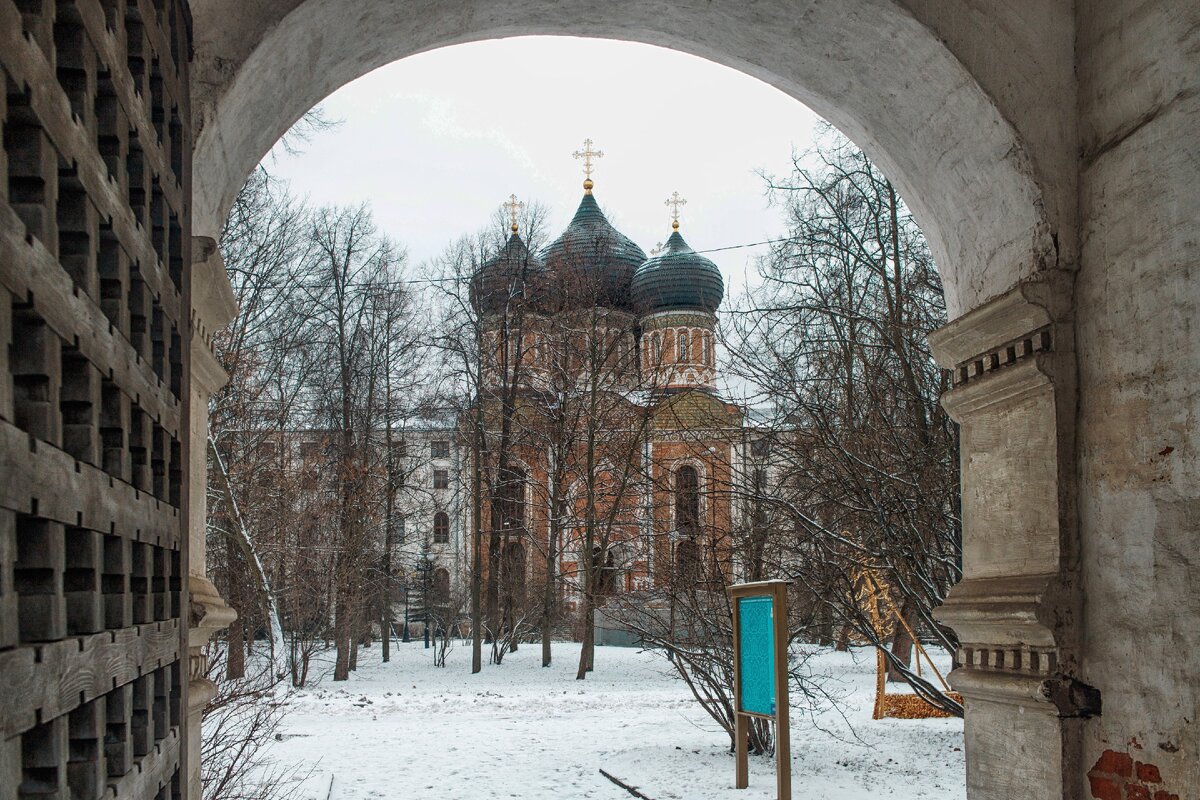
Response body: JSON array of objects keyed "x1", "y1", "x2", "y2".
[
  {"x1": 183, "y1": 5, "x2": 1081, "y2": 800},
  {"x1": 190, "y1": 3, "x2": 1056, "y2": 319}
]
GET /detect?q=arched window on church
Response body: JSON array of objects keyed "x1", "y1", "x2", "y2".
[
  {"x1": 593, "y1": 545, "x2": 618, "y2": 596},
  {"x1": 652, "y1": 331, "x2": 663, "y2": 364},
  {"x1": 675, "y1": 538, "x2": 701, "y2": 587},
  {"x1": 675, "y1": 465, "x2": 700, "y2": 535},
  {"x1": 678, "y1": 328, "x2": 690, "y2": 362},
  {"x1": 499, "y1": 465, "x2": 526, "y2": 533},
  {"x1": 702, "y1": 331, "x2": 711, "y2": 366},
  {"x1": 433, "y1": 511, "x2": 450, "y2": 544},
  {"x1": 504, "y1": 541, "x2": 526, "y2": 605}
]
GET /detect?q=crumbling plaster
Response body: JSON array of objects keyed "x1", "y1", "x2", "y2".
[{"x1": 1076, "y1": 1, "x2": 1200, "y2": 792}]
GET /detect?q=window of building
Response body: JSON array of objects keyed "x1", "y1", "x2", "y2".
[
  {"x1": 751, "y1": 437, "x2": 771, "y2": 459},
  {"x1": 432, "y1": 567, "x2": 451, "y2": 606},
  {"x1": 702, "y1": 332, "x2": 711, "y2": 365},
  {"x1": 677, "y1": 329, "x2": 690, "y2": 361},
  {"x1": 504, "y1": 541, "x2": 526, "y2": 603},
  {"x1": 433, "y1": 469, "x2": 449, "y2": 489},
  {"x1": 499, "y1": 465, "x2": 526, "y2": 531},
  {"x1": 299, "y1": 440, "x2": 318, "y2": 460},
  {"x1": 390, "y1": 514, "x2": 405, "y2": 544},
  {"x1": 652, "y1": 331, "x2": 663, "y2": 364},
  {"x1": 431, "y1": 440, "x2": 450, "y2": 459},
  {"x1": 594, "y1": 545, "x2": 618, "y2": 596},
  {"x1": 675, "y1": 464, "x2": 700, "y2": 534},
  {"x1": 433, "y1": 511, "x2": 450, "y2": 544}
]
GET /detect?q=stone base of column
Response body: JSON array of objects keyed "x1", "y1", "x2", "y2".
[{"x1": 187, "y1": 574, "x2": 237, "y2": 798}]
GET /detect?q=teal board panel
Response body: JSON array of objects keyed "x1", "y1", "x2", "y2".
[{"x1": 737, "y1": 595, "x2": 776, "y2": 716}]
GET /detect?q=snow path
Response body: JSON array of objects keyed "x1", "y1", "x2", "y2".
[{"x1": 270, "y1": 642, "x2": 964, "y2": 799}]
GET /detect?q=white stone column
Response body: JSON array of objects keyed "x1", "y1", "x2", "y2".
[
  {"x1": 185, "y1": 238, "x2": 239, "y2": 799},
  {"x1": 930, "y1": 277, "x2": 1096, "y2": 800}
]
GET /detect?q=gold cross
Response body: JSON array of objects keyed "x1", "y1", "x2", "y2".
[
  {"x1": 665, "y1": 191, "x2": 687, "y2": 230},
  {"x1": 502, "y1": 193, "x2": 524, "y2": 234},
  {"x1": 573, "y1": 138, "x2": 604, "y2": 192}
]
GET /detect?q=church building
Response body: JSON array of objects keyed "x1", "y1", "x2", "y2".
[{"x1": 461, "y1": 140, "x2": 757, "y2": 633}]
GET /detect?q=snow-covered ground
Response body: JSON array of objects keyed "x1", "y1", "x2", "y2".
[{"x1": 269, "y1": 641, "x2": 964, "y2": 800}]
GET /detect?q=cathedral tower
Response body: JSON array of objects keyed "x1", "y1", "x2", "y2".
[{"x1": 631, "y1": 194, "x2": 725, "y2": 391}]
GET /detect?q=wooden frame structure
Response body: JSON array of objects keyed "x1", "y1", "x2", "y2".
[
  {"x1": 728, "y1": 579, "x2": 791, "y2": 800},
  {"x1": 861, "y1": 571, "x2": 961, "y2": 720},
  {"x1": 0, "y1": 1, "x2": 194, "y2": 796}
]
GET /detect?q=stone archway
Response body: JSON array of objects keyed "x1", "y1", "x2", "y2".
[
  {"x1": 182, "y1": 8, "x2": 1084, "y2": 798},
  {"x1": 2, "y1": 2, "x2": 1195, "y2": 799},
  {"x1": 187, "y1": 0, "x2": 1068, "y2": 322}
]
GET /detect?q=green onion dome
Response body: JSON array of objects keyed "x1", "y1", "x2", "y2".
[
  {"x1": 470, "y1": 232, "x2": 547, "y2": 315},
  {"x1": 540, "y1": 193, "x2": 647, "y2": 311},
  {"x1": 631, "y1": 230, "x2": 724, "y2": 313}
]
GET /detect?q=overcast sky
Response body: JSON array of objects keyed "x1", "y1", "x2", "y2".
[{"x1": 265, "y1": 36, "x2": 823, "y2": 295}]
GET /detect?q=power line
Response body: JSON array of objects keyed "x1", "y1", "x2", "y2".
[
  {"x1": 257, "y1": 235, "x2": 796, "y2": 292},
  {"x1": 694, "y1": 236, "x2": 795, "y2": 255}
]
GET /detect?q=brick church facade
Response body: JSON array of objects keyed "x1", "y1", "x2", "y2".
[{"x1": 462, "y1": 158, "x2": 758, "y2": 632}]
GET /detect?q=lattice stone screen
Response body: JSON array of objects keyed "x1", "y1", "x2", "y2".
[{"x1": 0, "y1": 1, "x2": 192, "y2": 798}]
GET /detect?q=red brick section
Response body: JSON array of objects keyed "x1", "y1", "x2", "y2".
[{"x1": 1087, "y1": 750, "x2": 1179, "y2": 800}]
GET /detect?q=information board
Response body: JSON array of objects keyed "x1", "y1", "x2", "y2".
[
  {"x1": 728, "y1": 579, "x2": 791, "y2": 798},
  {"x1": 736, "y1": 595, "x2": 776, "y2": 715}
]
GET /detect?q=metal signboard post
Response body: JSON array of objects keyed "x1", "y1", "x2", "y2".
[{"x1": 728, "y1": 579, "x2": 791, "y2": 799}]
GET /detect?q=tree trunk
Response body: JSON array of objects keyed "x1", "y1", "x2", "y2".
[
  {"x1": 542, "y1": 494, "x2": 559, "y2": 668},
  {"x1": 381, "y1": 608, "x2": 391, "y2": 663},
  {"x1": 226, "y1": 619, "x2": 245, "y2": 679},
  {"x1": 333, "y1": 583, "x2": 352, "y2": 681},
  {"x1": 576, "y1": 594, "x2": 594, "y2": 680},
  {"x1": 471, "y1": 385, "x2": 484, "y2": 673},
  {"x1": 887, "y1": 603, "x2": 916, "y2": 682}
]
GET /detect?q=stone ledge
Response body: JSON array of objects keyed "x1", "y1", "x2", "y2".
[
  {"x1": 188, "y1": 574, "x2": 236, "y2": 650},
  {"x1": 929, "y1": 286, "x2": 1052, "y2": 369},
  {"x1": 935, "y1": 572, "x2": 1063, "y2": 648}
]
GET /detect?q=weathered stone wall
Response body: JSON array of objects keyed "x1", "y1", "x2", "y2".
[{"x1": 1076, "y1": 0, "x2": 1199, "y2": 795}]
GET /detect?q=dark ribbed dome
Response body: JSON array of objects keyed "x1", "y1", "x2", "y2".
[
  {"x1": 631, "y1": 230, "x2": 724, "y2": 313},
  {"x1": 470, "y1": 233, "x2": 547, "y2": 315},
  {"x1": 540, "y1": 193, "x2": 646, "y2": 311}
]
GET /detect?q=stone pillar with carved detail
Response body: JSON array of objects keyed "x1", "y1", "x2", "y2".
[
  {"x1": 929, "y1": 277, "x2": 1098, "y2": 799},
  {"x1": 185, "y1": 238, "x2": 239, "y2": 797}
]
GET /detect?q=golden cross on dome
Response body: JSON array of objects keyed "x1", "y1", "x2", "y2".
[
  {"x1": 502, "y1": 193, "x2": 524, "y2": 234},
  {"x1": 665, "y1": 191, "x2": 688, "y2": 230},
  {"x1": 573, "y1": 138, "x2": 604, "y2": 193}
]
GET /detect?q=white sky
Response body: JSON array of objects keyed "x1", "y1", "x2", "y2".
[{"x1": 265, "y1": 36, "x2": 823, "y2": 295}]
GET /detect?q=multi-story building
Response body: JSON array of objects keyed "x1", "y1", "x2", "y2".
[{"x1": 387, "y1": 416, "x2": 469, "y2": 605}]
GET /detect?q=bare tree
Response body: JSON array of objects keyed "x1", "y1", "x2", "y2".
[
  {"x1": 424, "y1": 203, "x2": 551, "y2": 671},
  {"x1": 209, "y1": 169, "x2": 320, "y2": 680},
  {"x1": 302, "y1": 204, "x2": 408, "y2": 681},
  {"x1": 724, "y1": 124, "x2": 961, "y2": 714}
]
